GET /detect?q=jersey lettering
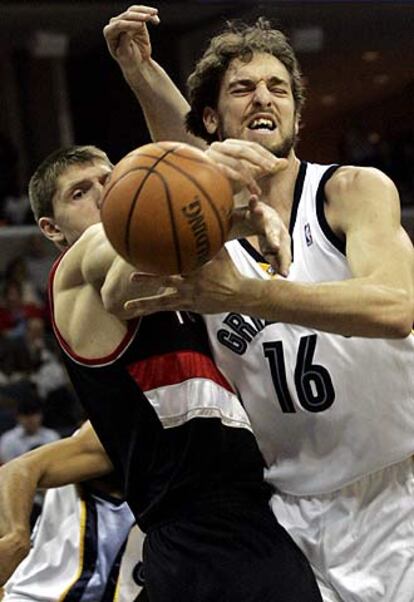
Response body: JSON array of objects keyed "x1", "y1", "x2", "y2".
[{"x1": 217, "y1": 313, "x2": 266, "y2": 355}]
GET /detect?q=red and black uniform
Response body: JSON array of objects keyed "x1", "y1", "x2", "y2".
[{"x1": 48, "y1": 256, "x2": 322, "y2": 602}]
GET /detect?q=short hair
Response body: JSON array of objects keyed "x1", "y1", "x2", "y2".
[
  {"x1": 186, "y1": 18, "x2": 306, "y2": 143},
  {"x1": 17, "y1": 398, "x2": 43, "y2": 416},
  {"x1": 28, "y1": 145, "x2": 111, "y2": 222}
]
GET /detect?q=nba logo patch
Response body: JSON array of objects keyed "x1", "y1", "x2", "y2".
[{"x1": 304, "y1": 223, "x2": 313, "y2": 246}]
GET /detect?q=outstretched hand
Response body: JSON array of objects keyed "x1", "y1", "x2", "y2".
[
  {"x1": 103, "y1": 5, "x2": 160, "y2": 82},
  {"x1": 206, "y1": 139, "x2": 288, "y2": 196},
  {"x1": 123, "y1": 249, "x2": 245, "y2": 317}
]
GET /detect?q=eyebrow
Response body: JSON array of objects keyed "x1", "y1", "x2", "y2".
[
  {"x1": 62, "y1": 169, "x2": 111, "y2": 199},
  {"x1": 63, "y1": 179, "x2": 91, "y2": 198},
  {"x1": 228, "y1": 75, "x2": 289, "y2": 89}
]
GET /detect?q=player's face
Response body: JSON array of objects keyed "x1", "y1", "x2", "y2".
[
  {"x1": 50, "y1": 161, "x2": 112, "y2": 246},
  {"x1": 204, "y1": 52, "x2": 298, "y2": 157}
]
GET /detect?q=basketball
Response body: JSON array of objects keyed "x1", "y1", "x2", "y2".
[{"x1": 100, "y1": 141, "x2": 234, "y2": 275}]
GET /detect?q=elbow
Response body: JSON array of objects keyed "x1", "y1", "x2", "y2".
[
  {"x1": 385, "y1": 318, "x2": 413, "y2": 339},
  {"x1": 389, "y1": 315, "x2": 413, "y2": 339}
]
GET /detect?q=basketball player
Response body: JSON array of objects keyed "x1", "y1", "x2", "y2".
[
  {"x1": 0, "y1": 422, "x2": 146, "y2": 601},
  {"x1": 103, "y1": 7, "x2": 414, "y2": 601},
  {"x1": 13, "y1": 144, "x2": 322, "y2": 601}
]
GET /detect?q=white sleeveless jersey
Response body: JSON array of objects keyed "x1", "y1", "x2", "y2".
[
  {"x1": 205, "y1": 161, "x2": 414, "y2": 495},
  {"x1": 4, "y1": 484, "x2": 145, "y2": 601}
]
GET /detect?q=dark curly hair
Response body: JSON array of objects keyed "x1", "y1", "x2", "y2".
[{"x1": 186, "y1": 18, "x2": 306, "y2": 143}]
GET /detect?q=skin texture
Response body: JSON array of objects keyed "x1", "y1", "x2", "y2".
[{"x1": 203, "y1": 53, "x2": 298, "y2": 158}]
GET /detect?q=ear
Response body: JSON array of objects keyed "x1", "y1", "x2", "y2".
[
  {"x1": 203, "y1": 107, "x2": 219, "y2": 135},
  {"x1": 38, "y1": 217, "x2": 67, "y2": 248},
  {"x1": 294, "y1": 115, "x2": 300, "y2": 136}
]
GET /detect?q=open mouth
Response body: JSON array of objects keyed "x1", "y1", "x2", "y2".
[{"x1": 247, "y1": 117, "x2": 277, "y2": 131}]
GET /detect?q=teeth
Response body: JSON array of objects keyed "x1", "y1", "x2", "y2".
[{"x1": 249, "y1": 118, "x2": 275, "y2": 130}]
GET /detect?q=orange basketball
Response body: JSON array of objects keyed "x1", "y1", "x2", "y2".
[{"x1": 100, "y1": 142, "x2": 234, "y2": 275}]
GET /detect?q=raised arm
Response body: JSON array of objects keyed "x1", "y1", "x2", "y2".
[
  {"x1": 103, "y1": 5, "x2": 205, "y2": 148},
  {"x1": 0, "y1": 421, "x2": 112, "y2": 585}
]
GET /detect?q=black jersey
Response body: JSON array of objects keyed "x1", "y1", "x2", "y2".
[{"x1": 48, "y1": 256, "x2": 270, "y2": 532}]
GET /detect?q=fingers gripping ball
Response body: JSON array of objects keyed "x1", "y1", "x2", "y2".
[{"x1": 101, "y1": 142, "x2": 233, "y2": 274}]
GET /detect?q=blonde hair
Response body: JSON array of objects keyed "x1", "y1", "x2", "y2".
[{"x1": 29, "y1": 145, "x2": 111, "y2": 221}]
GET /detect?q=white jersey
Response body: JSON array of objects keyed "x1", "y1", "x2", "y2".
[
  {"x1": 4, "y1": 484, "x2": 145, "y2": 601},
  {"x1": 205, "y1": 160, "x2": 414, "y2": 495}
]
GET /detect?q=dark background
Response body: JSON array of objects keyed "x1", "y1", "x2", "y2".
[{"x1": 0, "y1": 1, "x2": 413, "y2": 196}]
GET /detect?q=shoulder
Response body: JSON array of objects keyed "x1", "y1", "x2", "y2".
[
  {"x1": 326, "y1": 165, "x2": 397, "y2": 202},
  {"x1": 0, "y1": 427, "x2": 21, "y2": 458},
  {"x1": 322, "y1": 165, "x2": 401, "y2": 237},
  {"x1": 1, "y1": 426, "x2": 21, "y2": 441}
]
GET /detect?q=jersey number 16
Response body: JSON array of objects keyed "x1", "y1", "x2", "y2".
[{"x1": 263, "y1": 334, "x2": 335, "y2": 413}]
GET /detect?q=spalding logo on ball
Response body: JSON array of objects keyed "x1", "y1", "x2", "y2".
[{"x1": 100, "y1": 141, "x2": 234, "y2": 275}]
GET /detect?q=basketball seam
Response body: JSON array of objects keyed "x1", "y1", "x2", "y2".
[
  {"x1": 127, "y1": 149, "x2": 178, "y2": 258},
  {"x1": 103, "y1": 148, "x2": 179, "y2": 261},
  {"x1": 146, "y1": 169, "x2": 182, "y2": 274},
  {"x1": 153, "y1": 147, "x2": 210, "y2": 165},
  {"x1": 138, "y1": 152, "x2": 228, "y2": 247}
]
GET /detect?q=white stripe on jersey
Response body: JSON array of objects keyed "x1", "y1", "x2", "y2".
[{"x1": 145, "y1": 377, "x2": 253, "y2": 431}]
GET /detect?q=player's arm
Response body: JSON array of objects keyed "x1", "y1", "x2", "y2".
[
  {"x1": 244, "y1": 166, "x2": 413, "y2": 337},
  {"x1": 55, "y1": 223, "x2": 159, "y2": 329},
  {"x1": 104, "y1": 5, "x2": 205, "y2": 148},
  {"x1": 124, "y1": 167, "x2": 414, "y2": 338},
  {"x1": 0, "y1": 421, "x2": 113, "y2": 585}
]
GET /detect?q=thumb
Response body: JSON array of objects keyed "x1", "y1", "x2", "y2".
[{"x1": 269, "y1": 158, "x2": 289, "y2": 174}]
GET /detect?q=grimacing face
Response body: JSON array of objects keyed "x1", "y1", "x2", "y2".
[{"x1": 203, "y1": 52, "x2": 299, "y2": 158}]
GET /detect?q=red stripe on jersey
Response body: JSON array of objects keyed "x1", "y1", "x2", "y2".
[
  {"x1": 48, "y1": 250, "x2": 138, "y2": 366},
  {"x1": 127, "y1": 350, "x2": 234, "y2": 393}
]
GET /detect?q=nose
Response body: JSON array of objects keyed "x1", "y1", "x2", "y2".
[
  {"x1": 252, "y1": 81, "x2": 272, "y2": 107},
  {"x1": 96, "y1": 184, "x2": 105, "y2": 209}
]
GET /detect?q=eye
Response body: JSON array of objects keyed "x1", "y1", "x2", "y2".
[
  {"x1": 269, "y1": 85, "x2": 288, "y2": 96},
  {"x1": 72, "y1": 189, "x2": 84, "y2": 200},
  {"x1": 230, "y1": 82, "x2": 255, "y2": 96},
  {"x1": 232, "y1": 87, "x2": 249, "y2": 95}
]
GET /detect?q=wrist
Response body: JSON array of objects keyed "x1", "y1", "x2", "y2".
[
  {"x1": 237, "y1": 278, "x2": 277, "y2": 320},
  {"x1": 123, "y1": 58, "x2": 161, "y2": 93},
  {"x1": 234, "y1": 277, "x2": 269, "y2": 315}
]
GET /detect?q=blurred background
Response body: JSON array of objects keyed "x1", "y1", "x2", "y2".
[{"x1": 0, "y1": 0, "x2": 413, "y2": 462}]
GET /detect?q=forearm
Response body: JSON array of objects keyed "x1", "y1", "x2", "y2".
[
  {"x1": 0, "y1": 431, "x2": 112, "y2": 585},
  {"x1": 236, "y1": 276, "x2": 412, "y2": 338},
  {"x1": 0, "y1": 432, "x2": 112, "y2": 535},
  {"x1": 0, "y1": 458, "x2": 37, "y2": 543},
  {"x1": 124, "y1": 58, "x2": 205, "y2": 148},
  {"x1": 0, "y1": 459, "x2": 35, "y2": 584}
]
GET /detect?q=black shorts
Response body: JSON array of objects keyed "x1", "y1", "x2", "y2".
[{"x1": 143, "y1": 498, "x2": 322, "y2": 601}]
